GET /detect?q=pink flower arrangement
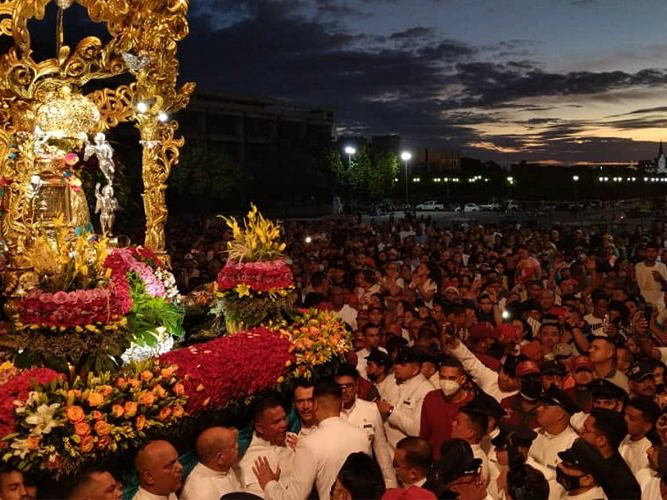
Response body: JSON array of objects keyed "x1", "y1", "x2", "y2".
[
  {"x1": 104, "y1": 249, "x2": 166, "y2": 298},
  {"x1": 105, "y1": 249, "x2": 166, "y2": 298},
  {"x1": 18, "y1": 280, "x2": 131, "y2": 327},
  {"x1": 0, "y1": 368, "x2": 60, "y2": 438},
  {"x1": 217, "y1": 260, "x2": 293, "y2": 292},
  {"x1": 159, "y1": 327, "x2": 294, "y2": 414}
]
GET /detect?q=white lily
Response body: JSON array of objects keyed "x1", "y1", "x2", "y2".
[{"x1": 25, "y1": 403, "x2": 61, "y2": 435}]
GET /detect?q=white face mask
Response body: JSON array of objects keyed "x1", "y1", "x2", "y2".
[{"x1": 440, "y1": 379, "x2": 461, "y2": 397}]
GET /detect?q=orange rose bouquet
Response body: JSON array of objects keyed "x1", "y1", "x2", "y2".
[{"x1": 3, "y1": 360, "x2": 186, "y2": 477}]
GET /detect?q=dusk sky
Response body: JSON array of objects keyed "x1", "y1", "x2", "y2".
[{"x1": 176, "y1": 0, "x2": 667, "y2": 165}]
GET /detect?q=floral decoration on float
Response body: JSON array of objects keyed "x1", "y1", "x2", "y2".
[
  {"x1": 14, "y1": 217, "x2": 184, "y2": 373},
  {"x1": 214, "y1": 204, "x2": 297, "y2": 333}
]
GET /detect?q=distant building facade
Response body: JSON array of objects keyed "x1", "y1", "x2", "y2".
[
  {"x1": 177, "y1": 92, "x2": 335, "y2": 167},
  {"x1": 416, "y1": 147, "x2": 461, "y2": 173}
]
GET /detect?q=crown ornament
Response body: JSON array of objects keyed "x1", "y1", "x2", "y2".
[{"x1": 34, "y1": 85, "x2": 100, "y2": 140}]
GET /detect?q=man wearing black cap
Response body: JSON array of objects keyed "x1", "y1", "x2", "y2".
[
  {"x1": 589, "y1": 379, "x2": 627, "y2": 413},
  {"x1": 556, "y1": 438, "x2": 609, "y2": 499},
  {"x1": 426, "y1": 439, "x2": 487, "y2": 499},
  {"x1": 579, "y1": 408, "x2": 641, "y2": 499},
  {"x1": 628, "y1": 360, "x2": 657, "y2": 399},
  {"x1": 541, "y1": 359, "x2": 567, "y2": 390},
  {"x1": 527, "y1": 386, "x2": 580, "y2": 497},
  {"x1": 377, "y1": 347, "x2": 434, "y2": 452}
]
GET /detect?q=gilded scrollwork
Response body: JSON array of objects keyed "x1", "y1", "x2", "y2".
[{"x1": 0, "y1": 0, "x2": 194, "y2": 309}]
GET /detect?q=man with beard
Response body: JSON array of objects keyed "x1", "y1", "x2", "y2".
[
  {"x1": 620, "y1": 396, "x2": 660, "y2": 474},
  {"x1": 637, "y1": 434, "x2": 667, "y2": 499},
  {"x1": 629, "y1": 360, "x2": 657, "y2": 399},
  {"x1": 578, "y1": 408, "x2": 641, "y2": 499},
  {"x1": 420, "y1": 356, "x2": 474, "y2": 459}
]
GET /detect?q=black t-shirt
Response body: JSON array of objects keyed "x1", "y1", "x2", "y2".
[{"x1": 602, "y1": 452, "x2": 641, "y2": 500}]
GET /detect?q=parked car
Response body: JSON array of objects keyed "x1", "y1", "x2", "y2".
[
  {"x1": 505, "y1": 201, "x2": 519, "y2": 211},
  {"x1": 416, "y1": 200, "x2": 445, "y2": 211},
  {"x1": 480, "y1": 202, "x2": 501, "y2": 211},
  {"x1": 463, "y1": 203, "x2": 480, "y2": 213}
]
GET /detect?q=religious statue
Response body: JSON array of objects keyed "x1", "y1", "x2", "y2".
[
  {"x1": 95, "y1": 183, "x2": 118, "y2": 236},
  {"x1": 84, "y1": 132, "x2": 115, "y2": 185}
]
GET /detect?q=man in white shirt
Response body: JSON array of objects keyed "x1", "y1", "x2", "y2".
[
  {"x1": 636, "y1": 242, "x2": 667, "y2": 312},
  {"x1": 334, "y1": 363, "x2": 397, "y2": 487},
  {"x1": 445, "y1": 336, "x2": 519, "y2": 402},
  {"x1": 376, "y1": 347, "x2": 434, "y2": 451},
  {"x1": 392, "y1": 437, "x2": 432, "y2": 488},
  {"x1": 355, "y1": 323, "x2": 387, "y2": 380},
  {"x1": 367, "y1": 348, "x2": 399, "y2": 405},
  {"x1": 528, "y1": 386, "x2": 580, "y2": 500},
  {"x1": 556, "y1": 439, "x2": 609, "y2": 499},
  {"x1": 637, "y1": 440, "x2": 666, "y2": 500},
  {"x1": 451, "y1": 403, "x2": 490, "y2": 486},
  {"x1": 292, "y1": 380, "x2": 317, "y2": 438},
  {"x1": 181, "y1": 427, "x2": 242, "y2": 500},
  {"x1": 620, "y1": 397, "x2": 661, "y2": 474},
  {"x1": 254, "y1": 380, "x2": 371, "y2": 500},
  {"x1": 132, "y1": 440, "x2": 182, "y2": 500},
  {"x1": 331, "y1": 286, "x2": 358, "y2": 330},
  {"x1": 239, "y1": 396, "x2": 295, "y2": 497}
]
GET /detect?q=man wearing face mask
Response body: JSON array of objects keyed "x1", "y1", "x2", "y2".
[
  {"x1": 366, "y1": 348, "x2": 398, "y2": 405},
  {"x1": 420, "y1": 356, "x2": 473, "y2": 459},
  {"x1": 556, "y1": 438, "x2": 609, "y2": 499},
  {"x1": 500, "y1": 360, "x2": 544, "y2": 430}
]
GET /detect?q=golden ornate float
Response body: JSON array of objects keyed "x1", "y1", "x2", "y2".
[{"x1": 0, "y1": 0, "x2": 195, "y2": 313}]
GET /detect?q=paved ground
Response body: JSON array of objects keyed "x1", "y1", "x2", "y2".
[{"x1": 361, "y1": 207, "x2": 666, "y2": 228}]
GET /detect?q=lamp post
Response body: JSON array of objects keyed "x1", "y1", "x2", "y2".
[
  {"x1": 344, "y1": 146, "x2": 356, "y2": 167},
  {"x1": 401, "y1": 151, "x2": 412, "y2": 209},
  {"x1": 572, "y1": 175, "x2": 579, "y2": 200}
]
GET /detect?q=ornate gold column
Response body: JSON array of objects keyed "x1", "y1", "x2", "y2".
[{"x1": 136, "y1": 103, "x2": 184, "y2": 267}]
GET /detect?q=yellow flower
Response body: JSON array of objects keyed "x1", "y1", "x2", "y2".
[{"x1": 235, "y1": 283, "x2": 251, "y2": 297}]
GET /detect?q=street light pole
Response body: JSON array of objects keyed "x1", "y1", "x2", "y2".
[
  {"x1": 401, "y1": 151, "x2": 412, "y2": 209},
  {"x1": 344, "y1": 146, "x2": 356, "y2": 167}
]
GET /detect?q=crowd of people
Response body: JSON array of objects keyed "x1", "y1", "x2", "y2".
[{"x1": 8, "y1": 213, "x2": 667, "y2": 499}]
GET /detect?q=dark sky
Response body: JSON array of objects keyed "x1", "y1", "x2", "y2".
[{"x1": 61, "y1": 1, "x2": 667, "y2": 164}]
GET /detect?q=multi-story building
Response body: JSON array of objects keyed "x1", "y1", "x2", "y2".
[{"x1": 176, "y1": 92, "x2": 336, "y2": 168}]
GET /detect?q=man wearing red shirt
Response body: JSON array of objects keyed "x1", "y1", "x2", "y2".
[
  {"x1": 420, "y1": 356, "x2": 473, "y2": 459},
  {"x1": 500, "y1": 360, "x2": 543, "y2": 430}
]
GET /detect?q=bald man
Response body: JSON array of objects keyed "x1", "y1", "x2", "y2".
[
  {"x1": 181, "y1": 427, "x2": 243, "y2": 500},
  {"x1": 65, "y1": 468, "x2": 122, "y2": 500},
  {"x1": 132, "y1": 440, "x2": 182, "y2": 500}
]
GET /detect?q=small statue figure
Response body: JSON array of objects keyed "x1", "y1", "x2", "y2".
[
  {"x1": 33, "y1": 126, "x2": 63, "y2": 159},
  {"x1": 95, "y1": 183, "x2": 118, "y2": 236},
  {"x1": 84, "y1": 132, "x2": 115, "y2": 185}
]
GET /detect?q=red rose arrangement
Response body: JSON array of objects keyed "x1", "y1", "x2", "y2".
[
  {"x1": 216, "y1": 260, "x2": 294, "y2": 292},
  {"x1": 159, "y1": 327, "x2": 294, "y2": 414}
]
